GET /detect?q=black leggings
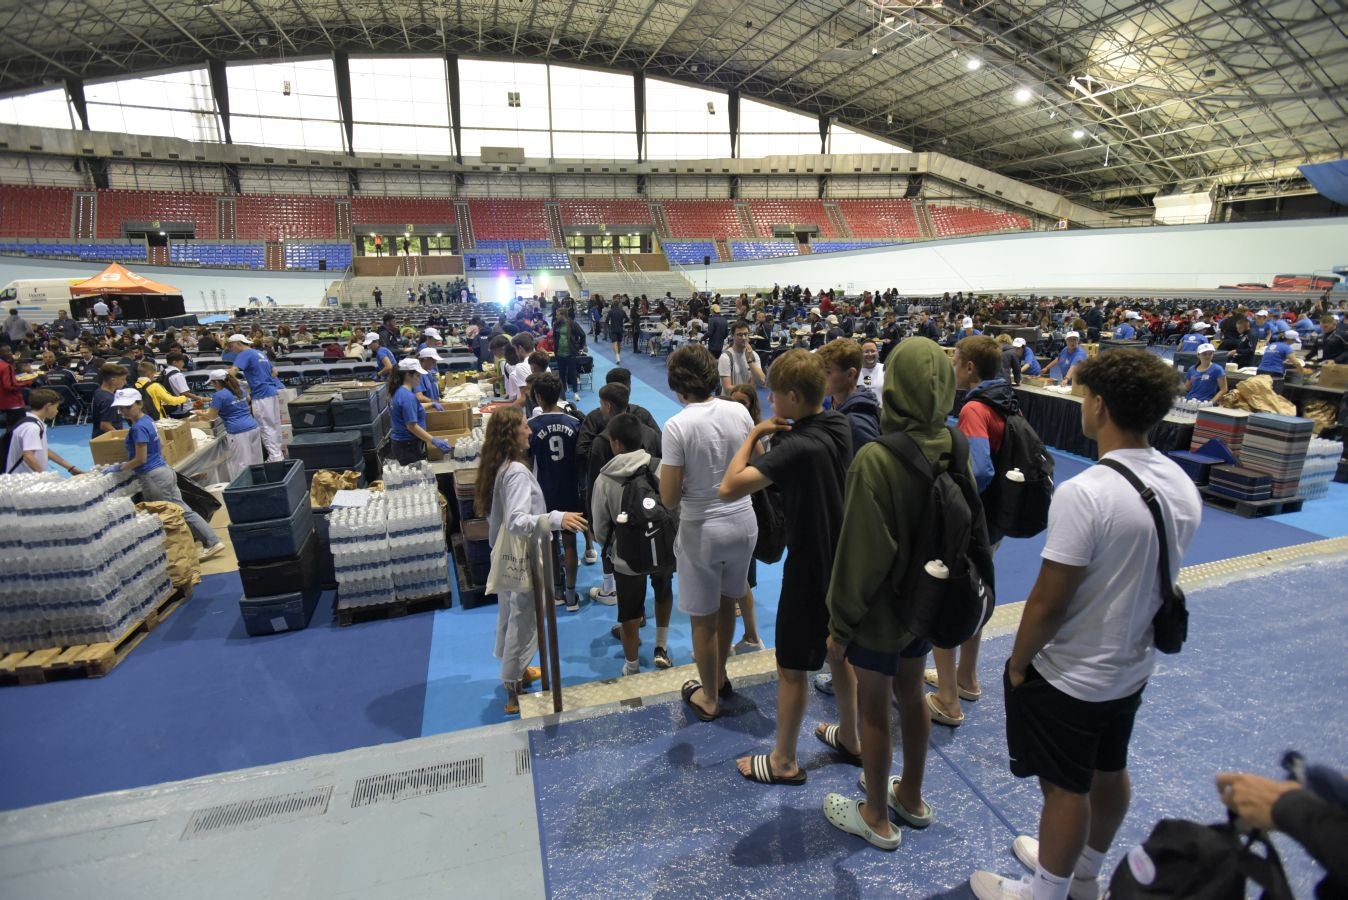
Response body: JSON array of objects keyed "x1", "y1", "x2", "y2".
[{"x1": 391, "y1": 439, "x2": 426, "y2": 465}]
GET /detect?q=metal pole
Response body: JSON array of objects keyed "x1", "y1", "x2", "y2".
[
  {"x1": 529, "y1": 530, "x2": 551, "y2": 696},
  {"x1": 538, "y1": 521, "x2": 563, "y2": 714}
]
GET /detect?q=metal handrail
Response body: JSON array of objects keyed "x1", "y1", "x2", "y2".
[{"x1": 528, "y1": 517, "x2": 563, "y2": 713}]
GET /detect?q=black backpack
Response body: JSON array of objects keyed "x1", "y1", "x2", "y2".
[
  {"x1": 614, "y1": 465, "x2": 677, "y2": 575},
  {"x1": 136, "y1": 380, "x2": 161, "y2": 421},
  {"x1": 878, "y1": 426, "x2": 995, "y2": 649},
  {"x1": 1108, "y1": 818, "x2": 1292, "y2": 900},
  {"x1": 751, "y1": 485, "x2": 786, "y2": 564},
  {"x1": 971, "y1": 396, "x2": 1055, "y2": 541},
  {"x1": 158, "y1": 370, "x2": 192, "y2": 419}
]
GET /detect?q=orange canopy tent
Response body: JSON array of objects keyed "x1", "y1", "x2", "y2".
[{"x1": 69, "y1": 262, "x2": 180, "y2": 296}]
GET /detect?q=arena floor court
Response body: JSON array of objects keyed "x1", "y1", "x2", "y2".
[{"x1": 1, "y1": 341, "x2": 1345, "y2": 898}]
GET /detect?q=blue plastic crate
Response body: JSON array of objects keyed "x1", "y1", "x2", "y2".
[
  {"x1": 227, "y1": 496, "x2": 315, "y2": 563},
  {"x1": 223, "y1": 460, "x2": 308, "y2": 524}
]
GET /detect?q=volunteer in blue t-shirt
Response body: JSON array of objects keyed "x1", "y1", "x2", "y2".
[
  {"x1": 1178, "y1": 322, "x2": 1211, "y2": 352},
  {"x1": 388, "y1": 358, "x2": 452, "y2": 465},
  {"x1": 226, "y1": 333, "x2": 283, "y2": 463},
  {"x1": 366, "y1": 333, "x2": 397, "y2": 380},
  {"x1": 1051, "y1": 331, "x2": 1088, "y2": 385},
  {"x1": 1113, "y1": 314, "x2": 1137, "y2": 340},
  {"x1": 1013, "y1": 337, "x2": 1041, "y2": 376},
  {"x1": 1256, "y1": 332, "x2": 1307, "y2": 378},
  {"x1": 1185, "y1": 343, "x2": 1228, "y2": 402},
  {"x1": 193, "y1": 369, "x2": 262, "y2": 479},
  {"x1": 1250, "y1": 310, "x2": 1272, "y2": 342},
  {"x1": 414, "y1": 348, "x2": 444, "y2": 409},
  {"x1": 418, "y1": 327, "x2": 443, "y2": 354},
  {"x1": 112, "y1": 388, "x2": 223, "y2": 559}
]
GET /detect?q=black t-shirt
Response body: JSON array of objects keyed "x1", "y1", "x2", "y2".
[
  {"x1": 753, "y1": 410, "x2": 853, "y2": 599},
  {"x1": 90, "y1": 387, "x2": 123, "y2": 439},
  {"x1": 197, "y1": 335, "x2": 220, "y2": 352}
]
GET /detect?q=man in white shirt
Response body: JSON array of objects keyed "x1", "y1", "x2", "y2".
[
  {"x1": 855, "y1": 339, "x2": 884, "y2": 403},
  {"x1": 91, "y1": 299, "x2": 109, "y2": 323},
  {"x1": 5, "y1": 389, "x2": 82, "y2": 475},
  {"x1": 971, "y1": 349, "x2": 1201, "y2": 900},
  {"x1": 718, "y1": 320, "x2": 766, "y2": 394}
]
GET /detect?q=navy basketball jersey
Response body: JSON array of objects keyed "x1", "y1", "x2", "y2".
[{"x1": 529, "y1": 411, "x2": 582, "y2": 512}]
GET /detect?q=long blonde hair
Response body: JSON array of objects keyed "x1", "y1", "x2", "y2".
[{"x1": 474, "y1": 406, "x2": 527, "y2": 517}]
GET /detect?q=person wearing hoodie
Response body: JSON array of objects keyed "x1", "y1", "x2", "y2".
[
  {"x1": 720, "y1": 349, "x2": 855, "y2": 785},
  {"x1": 1316, "y1": 314, "x2": 1348, "y2": 364},
  {"x1": 819, "y1": 337, "x2": 952, "y2": 850},
  {"x1": 591, "y1": 413, "x2": 673, "y2": 677},
  {"x1": 926, "y1": 335, "x2": 1015, "y2": 728},
  {"x1": 819, "y1": 338, "x2": 880, "y2": 451}
]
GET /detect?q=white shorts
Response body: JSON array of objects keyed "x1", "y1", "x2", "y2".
[{"x1": 674, "y1": 506, "x2": 757, "y2": 617}]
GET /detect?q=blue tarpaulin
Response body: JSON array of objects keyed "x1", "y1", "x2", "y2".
[{"x1": 1300, "y1": 159, "x2": 1348, "y2": 205}]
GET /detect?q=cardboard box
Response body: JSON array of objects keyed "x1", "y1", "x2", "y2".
[
  {"x1": 1317, "y1": 365, "x2": 1348, "y2": 389},
  {"x1": 156, "y1": 421, "x2": 195, "y2": 464},
  {"x1": 426, "y1": 429, "x2": 470, "y2": 461},
  {"x1": 89, "y1": 429, "x2": 129, "y2": 465},
  {"x1": 1071, "y1": 381, "x2": 1088, "y2": 398},
  {"x1": 425, "y1": 402, "x2": 472, "y2": 433},
  {"x1": 1083, "y1": 342, "x2": 1100, "y2": 358}
]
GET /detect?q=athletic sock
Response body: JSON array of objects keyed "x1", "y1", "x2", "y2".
[
  {"x1": 1074, "y1": 846, "x2": 1105, "y2": 880},
  {"x1": 1031, "y1": 865, "x2": 1071, "y2": 900},
  {"x1": 655, "y1": 626, "x2": 669, "y2": 647},
  {"x1": 602, "y1": 573, "x2": 616, "y2": 593}
]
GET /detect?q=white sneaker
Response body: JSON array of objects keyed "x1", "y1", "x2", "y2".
[
  {"x1": 589, "y1": 586, "x2": 617, "y2": 605},
  {"x1": 583, "y1": 548, "x2": 599, "y2": 565},
  {"x1": 969, "y1": 873, "x2": 1031, "y2": 900},
  {"x1": 199, "y1": 543, "x2": 224, "y2": 561},
  {"x1": 572, "y1": 393, "x2": 581, "y2": 404},
  {"x1": 814, "y1": 672, "x2": 835, "y2": 695},
  {"x1": 733, "y1": 638, "x2": 764, "y2": 654},
  {"x1": 622, "y1": 660, "x2": 640, "y2": 676},
  {"x1": 1011, "y1": 836, "x2": 1101, "y2": 900}
]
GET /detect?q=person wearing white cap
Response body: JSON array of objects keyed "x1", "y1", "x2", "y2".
[
  {"x1": 226, "y1": 333, "x2": 284, "y2": 462},
  {"x1": 364, "y1": 332, "x2": 397, "y2": 380},
  {"x1": 1050, "y1": 332, "x2": 1088, "y2": 386},
  {"x1": 1113, "y1": 313, "x2": 1139, "y2": 341},
  {"x1": 419, "y1": 328, "x2": 443, "y2": 354},
  {"x1": 1178, "y1": 321, "x2": 1210, "y2": 353},
  {"x1": 1251, "y1": 309, "x2": 1272, "y2": 343},
  {"x1": 1184, "y1": 343, "x2": 1227, "y2": 402},
  {"x1": 388, "y1": 357, "x2": 452, "y2": 465},
  {"x1": 193, "y1": 369, "x2": 262, "y2": 478},
  {"x1": 1256, "y1": 330, "x2": 1307, "y2": 380},
  {"x1": 415, "y1": 348, "x2": 444, "y2": 410},
  {"x1": 113, "y1": 388, "x2": 224, "y2": 560},
  {"x1": 1012, "y1": 337, "x2": 1042, "y2": 377}
]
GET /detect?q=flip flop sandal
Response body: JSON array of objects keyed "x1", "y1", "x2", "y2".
[
  {"x1": 923, "y1": 668, "x2": 982, "y2": 701},
  {"x1": 815, "y1": 723, "x2": 863, "y2": 766},
  {"x1": 681, "y1": 680, "x2": 718, "y2": 722},
  {"x1": 925, "y1": 692, "x2": 965, "y2": 727},
  {"x1": 741, "y1": 754, "x2": 807, "y2": 786},
  {"x1": 858, "y1": 773, "x2": 935, "y2": 829},
  {"x1": 822, "y1": 793, "x2": 901, "y2": 851}
]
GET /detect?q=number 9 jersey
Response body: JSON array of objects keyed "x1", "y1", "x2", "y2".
[{"x1": 528, "y1": 410, "x2": 584, "y2": 513}]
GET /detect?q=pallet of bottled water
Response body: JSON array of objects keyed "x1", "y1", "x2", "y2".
[
  {"x1": 1297, "y1": 438, "x2": 1342, "y2": 501},
  {"x1": 0, "y1": 470, "x2": 173, "y2": 653},
  {"x1": 331, "y1": 461, "x2": 451, "y2": 611},
  {"x1": 1168, "y1": 398, "x2": 1215, "y2": 423},
  {"x1": 448, "y1": 426, "x2": 485, "y2": 470}
]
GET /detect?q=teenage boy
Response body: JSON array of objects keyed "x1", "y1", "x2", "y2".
[
  {"x1": 591, "y1": 412, "x2": 673, "y2": 676},
  {"x1": 113, "y1": 388, "x2": 224, "y2": 560},
  {"x1": 90, "y1": 363, "x2": 128, "y2": 438},
  {"x1": 607, "y1": 300, "x2": 628, "y2": 364},
  {"x1": 5, "y1": 389, "x2": 82, "y2": 475},
  {"x1": 818, "y1": 338, "x2": 880, "y2": 452},
  {"x1": 970, "y1": 349, "x2": 1201, "y2": 900},
  {"x1": 528, "y1": 373, "x2": 585, "y2": 611},
  {"x1": 927, "y1": 335, "x2": 1012, "y2": 727},
  {"x1": 136, "y1": 361, "x2": 192, "y2": 420},
  {"x1": 820, "y1": 338, "x2": 953, "y2": 850},
  {"x1": 720, "y1": 349, "x2": 855, "y2": 786},
  {"x1": 718, "y1": 320, "x2": 766, "y2": 395}
]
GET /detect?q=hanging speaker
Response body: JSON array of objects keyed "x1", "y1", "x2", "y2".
[
  {"x1": 577, "y1": 256, "x2": 585, "y2": 268},
  {"x1": 703, "y1": 255, "x2": 711, "y2": 266}
]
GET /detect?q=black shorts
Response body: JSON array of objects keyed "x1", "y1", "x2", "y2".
[
  {"x1": 391, "y1": 438, "x2": 426, "y2": 465},
  {"x1": 774, "y1": 561, "x2": 832, "y2": 671},
  {"x1": 1005, "y1": 662, "x2": 1145, "y2": 794},
  {"x1": 845, "y1": 636, "x2": 930, "y2": 676},
  {"x1": 614, "y1": 570, "x2": 672, "y2": 623}
]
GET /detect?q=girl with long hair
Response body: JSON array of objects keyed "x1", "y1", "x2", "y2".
[
  {"x1": 194, "y1": 368, "x2": 263, "y2": 478},
  {"x1": 475, "y1": 406, "x2": 587, "y2": 715},
  {"x1": 725, "y1": 383, "x2": 764, "y2": 654}
]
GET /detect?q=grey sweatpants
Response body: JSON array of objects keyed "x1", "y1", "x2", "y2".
[
  {"x1": 494, "y1": 589, "x2": 537, "y2": 685},
  {"x1": 138, "y1": 464, "x2": 219, "y2": 548}
]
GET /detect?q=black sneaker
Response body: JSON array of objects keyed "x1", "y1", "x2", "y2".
[
  {"x1": 565, "y1": 591, "x2": 580, "y2": 612},
  {"x1": 654, "y1": 646, "x2": 672, "y2": 669}
]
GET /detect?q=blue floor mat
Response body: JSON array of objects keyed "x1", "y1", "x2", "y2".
[
  {"x1": 529, "y1": 559, "x2": 1348, "y2": 898},
  {"x1": 0, "y1": 570, "x2": 435, "y2": 811}
]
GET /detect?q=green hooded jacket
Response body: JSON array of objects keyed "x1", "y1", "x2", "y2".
[{"x1": 826, "y1": 337, "x2": 955, "y2": 652}]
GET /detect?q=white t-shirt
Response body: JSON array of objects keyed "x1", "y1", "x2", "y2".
[
  {"x1": 661, "y1": 398, "x2": 754, "y2": 522},
  {"x1": 4, "y1": 415, "x2": 47, "y2": 474},
  {"x1": 165, "y1": 366, "x2": 190, "y2": 395},
  {"x1": 504, "y1": 361, "x2": 529, "y2": 401},
  {"x1": 1036, "y1": 448, "x2": 1202, "y2": 702},
  {"x1": 857, "y1": 363, "x2": 884, "y2": 402},
  {"x1": 717, "y1": 346, "x2": 760, "y2": 385},
  {"x1": 92, "y1": 301, "x2": 109, "y2": 317}
]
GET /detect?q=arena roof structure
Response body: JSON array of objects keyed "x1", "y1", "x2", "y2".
[{"x1": 0, "y1": 0, "x2": 1343, "y2": 205}]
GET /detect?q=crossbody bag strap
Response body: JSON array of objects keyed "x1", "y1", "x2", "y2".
[{"x1": 1097, "y1": 459, "x2": 1180, "y2": 603}]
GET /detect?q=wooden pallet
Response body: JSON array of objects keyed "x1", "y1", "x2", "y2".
[
  {"x1": 1201, "y1": 488, "x2": 1305, "y2": 518},
  {"x1": 0, "y1": 585, "x2": 192, "y2": 686},
  {"x1": 335, "y1": 591, "x2": 452, "y2": 626}
]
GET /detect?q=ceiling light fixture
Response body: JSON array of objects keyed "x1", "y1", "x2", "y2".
[
  {"x1": 965, "y1": 58, "x2": 982, "y2": 71},
  {"x1": 1014, "y1": 87, "x2": 1033, "y2": 103},
  {"x1": 1072, "y1": 128, "x2": 1085, "y2": 139}
]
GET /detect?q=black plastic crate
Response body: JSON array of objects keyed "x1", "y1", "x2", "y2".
[
  {"x1": 330, "y1": 390, "x2": 382, "y2": 427},
  {"x1": 238, "y1": 529, "x2": 320, "y2": 600},
  {"x1": 288, "y1": 430, "x2": 363, "y2": 470},
  {"x1": 311, "y1": 506, "x2": 338, "y2": 589},
  {"x1": 352, "y1": 410, "x2": 391, "y2": 451},
  {"x1": 227, "y1": 494, "x2": 315, "y2": 563},
  {"x1": 288, "y1": 396, "x2": 333, "y2": 430},
  {"x1": 222, "y1": 460, "x2": 307, "y2": 525},
  {"x1": 239, "y1": 584, "x2": 322, "y2": 636}
]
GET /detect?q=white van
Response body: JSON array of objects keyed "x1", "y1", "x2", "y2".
[{"x1": 0, "y1": 278, "x2": 84, "y2": 322}]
